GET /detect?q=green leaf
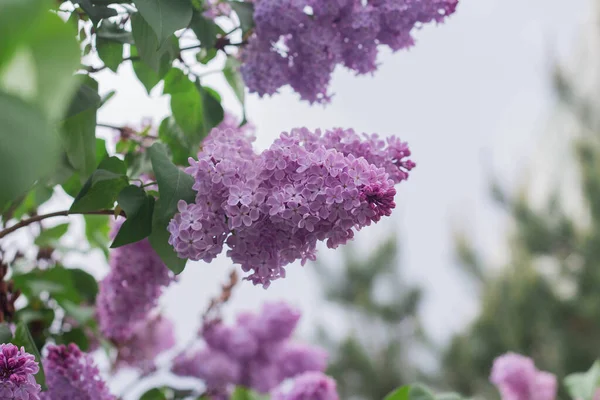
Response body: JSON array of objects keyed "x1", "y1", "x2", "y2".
[
  {"x1": 17, "y1": 307, "x2": 55, "y2": 326},
  {"x1": 131, "y1": 46, "x2": 161, "y2": 94},
  {"x1": 98, "y1": 155, "x2": 128, "y2": 175},
  {"x1": 0, "y1": 91, "x2": 58, "y2": 205},
  {"x1": 11, "y1": 185, "x2": 54, "y2": 220},
  {"x1": 0, "y1": 323, "x2": 12, "y2": 344},
  {"x1": 62, "y1": 172, "x2": 83, "y2": 198},
  {"x1": 0, "y1": 0, "x2": 46, "y2": 70},
  {"x1": 99, "y1": 90, "x2": 116, "y2": 107},
  {"x1": 409, "y1": 385, "x2": 436, "y2": 400},
  {"x1": 27, "y1": 9, "x2": 80, "y2": 120},
  {"x1": 158, "y1": 116, "x2": 191, "y2": 165},
  {"x1": 565, "y1": 361, "x2": 600, "y2": 400},
  {"x1": 135, "y1": 0, "x2": 193, "y2": 46},
  {"x1": 197, "y1": 48, "x2": 218, "y2": 64},
  {"x1": 199, "y1": 85, "x2": 224, "y2": 134},
  {"x1": 97, "y1": 38, "x2": 123, "y2": 73},
  {"x1": 35, "y1": 223, "x2": 69, "y2": 247},
  {"x1": 13, "y1": 265, "x2": 82, "y2": 304},
  {"x1": 148, "y1": 143, "x2": 195, "y2": 219},
  {"x1": 436, "y1": 394, "x2": 464, "y2": 400},
  {"x1": 96, "y1": 20, "x2": 133, "y2": 44},
  {"x1": 384, "y1": 386, "x2": 410, "y2": 400},
  {"x1": 147, "y1": 143, "x2": 194, "y2": 273},
  {"x1": 140, "y1": 388, "x2": 168, "y2": 400},
  {"x1": 84, "y1": 214, "x2": 111, "y2": 256},
  {"x1": 96, "y1": 138, "x2": 109, "y2": 165},
  {"x1": 12, "y1": 323, "x2": 46, "y2": 389},
  {"x1": 12, "y1": 266, "x2": 94, "y2": 309},
  {"x1": 61, "y1": 75, "x2": 99, "y2": 178},
  {"x1": 163, "y1": 67, "x2": 193, "y2": 95},
  {"x1": 64, "y1": 80, "x2": 101, "y2": 118},
  {"x1": 189, "y1": 11, "x2": 218, "y2": 49},
  {"x1": 131, "y1": 13, "x2": 178, "y2": 74},
  {"x1": 223, "y1": 56, "x2": 245, "y2": 105},
  {"x1": 78, "y1": 0, "x2": 118, "y2": 24},
  {"x1": 56, "y1": 328, "x2": 90, "y2": 351},
  {"x1": 171, "y1": 82, "x2": 203, "y2": 142},
  {"x1": 69, "y1": 268, "x2": 99, "y2": 303},
  {"x1": 111, "y1": 185, "x2": 155, "y2": 247},
  {"x1": 230, "y1": 387, "x2": 269, "y2": 400},
  {"x1": 0, "y1": 0, "x2": 80, "y2": 120},
  {"x1": 61, "y1": 301, "x2": 95, "y2": 325},
  {"x1": 125, "y1": 150, "x2": 153, "y2": 178},
  {"x1": 69, "y1": 157, "x2": 128, "y2": 213},
  {"x1": 228, "y1": 1, "x2": 255, "y2": 33},
  {"x1": 149, "y1": 214, "x2": 186, "y2": 274}
]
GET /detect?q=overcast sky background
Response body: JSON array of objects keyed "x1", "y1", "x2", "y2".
[{"x1": 40, "y1": 0, "x2": 597, "y2": 395}]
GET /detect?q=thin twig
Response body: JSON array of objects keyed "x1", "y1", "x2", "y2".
[
  {"x1": 140, "y1": 181, "x2": 157, "y2": 188},
  {"x1": 0, "y1": 210, "x2": 124, "y2": 240},
  {"x1": 179, "y1": 43, "x2": 202, "y2": 52},
  {"x1": 202, "y1": 269, "x2": 239, "y2": 323},
  {"x1": 97, "y1": 122, "x2": 125, "y2": 131}
]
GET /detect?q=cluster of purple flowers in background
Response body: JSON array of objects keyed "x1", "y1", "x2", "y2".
[
  {"x1": 240, "y1": 0, "x2": 458, "y2": 103},
  {"x1": 96, "y1": 220, "x2": 174, "y2": 342},
  {"x1": 490, "y1": 353, "x2": 557, "y2": 400},
  {"x1": 172, "y1": 302, "x2": 331, "y2": 397},
  {"x1": 114, "y1": 314, "x2": 176, "y2": 373},
  {"x1": 42, "y1": 344, "x2": 114, "y2": 400},
  {"x1": 168, "y1": 125, "x2": 414, "y2": 287},
  {"x1": 272, "y1": 372, "x2": 339, "y2": 400}
]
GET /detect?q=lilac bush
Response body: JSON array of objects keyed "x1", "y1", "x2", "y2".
[
  {"x1": 173, "y1": 302, "x2": 327, "y2": 395},
  {"x1": 0, "y1": 0, "x2": 469, "y2": 398},
  {"x1": 241, "y1": 0, "x2": 459, "y2": 103},
  {"x1": 168, "y1": 126, "x2": 414, "y2": 287}
]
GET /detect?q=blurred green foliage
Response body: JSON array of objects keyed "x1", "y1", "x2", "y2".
[
  {"x1": 441, "y1": 47, "x2": 600, "y2": 398},
  {"x1": 314, "y1": 233, "x2": 430, "y2": 400}
]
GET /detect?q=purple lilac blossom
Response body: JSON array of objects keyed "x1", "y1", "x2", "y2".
[
  {"x1": 271, "y1": 372, "x2": 339, "y2": 400},
  {"x1": 0, "y1": 344, "x2": 41, "y2": 399},
  {"x1": 240, "y1": 0, "x2": 458, "y2": 103},
  {"x1": 96, "y1": 220, "x2": 174, "y2": 342},
  {"x1": 490, "y1": 353, "x2": 557, "y2": 400},
  {"x1": 168, "y1": 126, "x2": 414, "y2": 288},
  {"x1": 115, "y1": 314, "x2": 176, "y2": 373},
  {"x1": 42, "y1": 344, "x2": 114, "y2": 400},
  {"x1": 172, "y1": 302, "x2": 327, "y2": 394},
  {"x1": 203, "y1": 0, "x2": 232, "y2": 18}
]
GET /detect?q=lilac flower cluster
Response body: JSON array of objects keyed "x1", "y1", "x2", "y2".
[
  {"x1": 96, "y1": 221, "x2": 174, "y2": 341},
  {"x1": 0, "y1": 344, "x2": 41, "y2": 399},
  {"x1": 42, "y1": 344, "x2": 114, "y2": 400},
  {"x1": 490, "y1": 353, "x2": 557, "y2": 400},
  {"x1": 115, "y1": 314, "x2": 176, "y2": 373},
  {"x1": 172, "y1": 302, "x2": 327, "y2": 396},
  {"x1": 168, "y1": 126, "x2": 414, "y2": 287},
  {"x1": 271, "y1": 372, "x2": 339, "y2": 400},
  {"x1": 241, "y1": 0, "x2": 459, "y2": 103},
  {"x1": 203, "y1": 0, "x2": 232, "y2": 19}
]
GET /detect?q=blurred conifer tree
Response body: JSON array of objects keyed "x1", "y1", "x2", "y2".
[
  {"x1": 313, "y1": 233, "x2": 430, "y2": 400},
  {"x1": 441, "y1": 6, "x2": 600, "y2": 395}
]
